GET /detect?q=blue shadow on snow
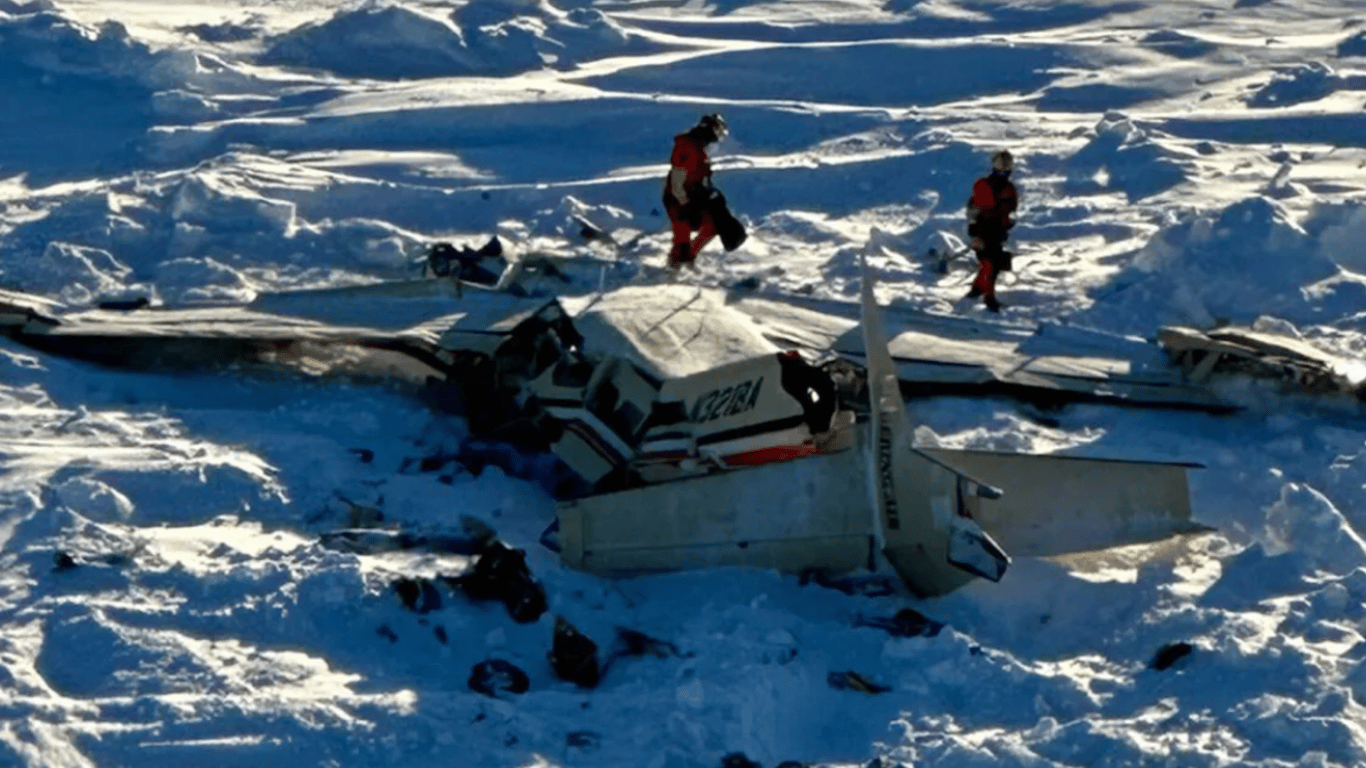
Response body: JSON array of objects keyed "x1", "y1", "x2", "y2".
[{"x1": 0, "y1": 62, "x2": 154, "y2": 186}]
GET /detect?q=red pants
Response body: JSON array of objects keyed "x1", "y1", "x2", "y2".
[
  {"x1": 971, "y1": 254, "x2": 998, "y2": 299},
  {"x1": 664, "y1": 199, "x2": 716, "y2": 266},
  {"x1": 972, "y1": 242, "x2": 1008, "y2": 300}
]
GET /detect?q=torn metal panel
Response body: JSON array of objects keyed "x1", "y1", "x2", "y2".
[{"x1": 1159, "y1": 325, "x2": 1362, "y2": 397}]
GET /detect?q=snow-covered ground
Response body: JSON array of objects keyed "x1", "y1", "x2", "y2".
[{"x1": 4, "y1": 0, "x2": 1366, "y2": 766}]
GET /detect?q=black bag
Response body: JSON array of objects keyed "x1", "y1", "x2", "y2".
[
  {"x1": 457, "y1": 542, "x2": 548, "y2": 624},
  {"x1": 708, "y1": 191, "x2": 747, "y2": 251},
  {"x1": 467, "y1": 659, "x2": 530, "y2": 698},
  {"x1": 550, "y1": 616, "x2": 601, "y2": 689}
]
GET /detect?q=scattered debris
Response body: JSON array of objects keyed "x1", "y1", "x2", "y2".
[
  {"x1": 467, "y1": 659, "x2": 531, "y2": 698},
  {"x1": 52, "y1": 551, "x2": 77, "y2": 572},
  {"x1": 550, "y1": 615, "x2": 601, "y2": 689},
  {"x1": 733, "y1": 274, "x2": 762, "y2": 292},
  {"x1": 333, "y1": 494, "x2": 385, "y2": 528},
  {"x1": 51, "y1": 549, "x2": 137, "y2": 572},
  {"x1": 565, "y1": 730, "x2": 600, "y2": 750},
  {"x1": 392, "y1": 578, "x2": 421, "y2": 611},
  {"x1": 96, "y1": 297, "x2": 150, "y2": 311},
  {"x1": 423, "y1": 237, "x2": 507, "y2": 286},
  {"x1": 720, "y1": 752, "x2": 762, "y2": 768},
  {"x1": 391, "y1": 577, "x2": 443, "y2": 614},
  {"x1": 800, "y1": 569, "x2": 898, "y2": 597},
  {"x1": 609, "y1": 627, "x2": 686, "y2": 661},
  {"x1": 827, "y1": 671, "x2": 892, "y2": 694},
  {"x1": 319, "y1": 517, "x2": 495, "y2": 557},
  {"x1": 451, "y1": 541, "x2": 549, "y2": 624},
  {"x1": 852, "y1": 607, "x2": 945, "y2": 638},
  {"x1": 376, "y1": 624, "x2": 399, "y2": 644},
  {"x1": 1151, "y1": 641, "x2": 1195, "y2": 671}
]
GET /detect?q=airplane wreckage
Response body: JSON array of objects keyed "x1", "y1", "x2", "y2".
[{"x1": 6, "y1": 243, "x2": 1332, "y2": 597}]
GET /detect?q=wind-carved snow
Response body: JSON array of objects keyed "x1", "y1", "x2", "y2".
[
  {"x1": 261, "y1": 1, "x2": 664, "y2": 80},
  {"x1": 1063, "y1": 112, "x2": 1190, "y2": 202},
  {"x1": 1083, "y1": 195, "x2": 1366, "y2": 334},
  {"x1": 0, "y1": 155, "x2": 436, "y2": 304},
  {"x1": 1247, "y1": 63, "x2": 1340, "y2": 109}
]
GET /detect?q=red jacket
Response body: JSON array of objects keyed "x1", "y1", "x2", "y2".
[
  {"x1": 968, "y1": 173, "x2": 1017, "y2": 242},
  {"x1": 664, "y1": 130, "x2": 712, "y2": 205}
]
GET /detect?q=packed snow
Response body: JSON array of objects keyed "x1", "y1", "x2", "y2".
[{"x1": 3, "y1": 1, "x2": 1366, "y2": 767}]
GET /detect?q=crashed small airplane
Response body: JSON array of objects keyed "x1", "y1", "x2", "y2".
[
  {"x1": 0, "y1": 252, "x2": 1209, "y2": 597},
  {"x1": 552, "y1": 258, "x2": 1202, "y2": 596}
]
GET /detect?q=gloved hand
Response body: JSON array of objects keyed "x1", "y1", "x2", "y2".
[{"x1": 682, "y1": 200, "x2": 705, "y2": 229}]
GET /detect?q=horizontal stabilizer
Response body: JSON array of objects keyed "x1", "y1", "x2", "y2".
[{"x1": 947, "y1": 515, "x2": 1011, "y2": 582}]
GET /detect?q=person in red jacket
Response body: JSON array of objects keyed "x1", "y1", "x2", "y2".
[
  {"x1": 965, "y1": 150, "x2": 1019, "y2": 312},
  {"x1": 662, "y1": 113, "x2": 728, "y2": 269}
]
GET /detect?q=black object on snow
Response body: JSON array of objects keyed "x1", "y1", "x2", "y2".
[
  {"x1": 96, "y1": 297, "x2": 150, "y2": 311},
  {"x1": 391, "y1": 577, "x2": 443, "y2": 614},
  {"x1": 566, "y1": 730, "x2": 600, "y2": 750},
  {"x1": 589, "y1": 627, "x2": 691, "y2": 683},
  {"x1": 52, "y1": 551, "x2": 78, "y2": 572},
  {"x1": 612, "y1": 627, "x2": 684, "y2": 660},
  {"x1": 800, "y1": 568, "x2": 897, "y2": 597},
  {"x1": 393, "y1": 578, "x2": 421, "y2": 611},
  {"x1": 467, "y1": 659, "x2": 531, "y2": 698},
  {"x1": 775, "y1": 762, "x2": 808, "y2": 768},
  {"x1": 454, "y1": 541, "x2": 548, "y2": 624},
  {"x1": 853, "y1": 607, "x2": 945, "y2": 638},
  {"x1": 708, "y1": 191, "x2": 747, "y2": 251},
  {"x1": 720, "y1": 752, "x2": 762, "y2": 768},
  {"x1": 827, "y1": 670, "x2": 892, "y2": 694},
  {"x1": 1150, "y1": 641, "x2": 1194, "y2": 671},
  {"x1": 425, "y1": 237, "x2": 505, "y2": 284},
  {"x1": 550, "y1": 615, "x2": 601, "y2": 689}
]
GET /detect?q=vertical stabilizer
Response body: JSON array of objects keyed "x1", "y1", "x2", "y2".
[{"x1": 858, "y1": 254, "x2": 1010, "y2": 595}]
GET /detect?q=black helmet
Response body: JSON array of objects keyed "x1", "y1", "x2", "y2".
[
  {"x1": 992, "y1": 150, "x2": 1014, "y2": 173},
  {"x1": 697, "y1": 112, "x2": 728, "y2": 142}
]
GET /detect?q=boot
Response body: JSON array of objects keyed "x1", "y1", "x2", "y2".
[
  {"x1": 984, "y1": 296, "x2": 1003, "y2": 313},
  {"x1": 667, "y1": 243, "x2": 689, "y2": 269}
]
